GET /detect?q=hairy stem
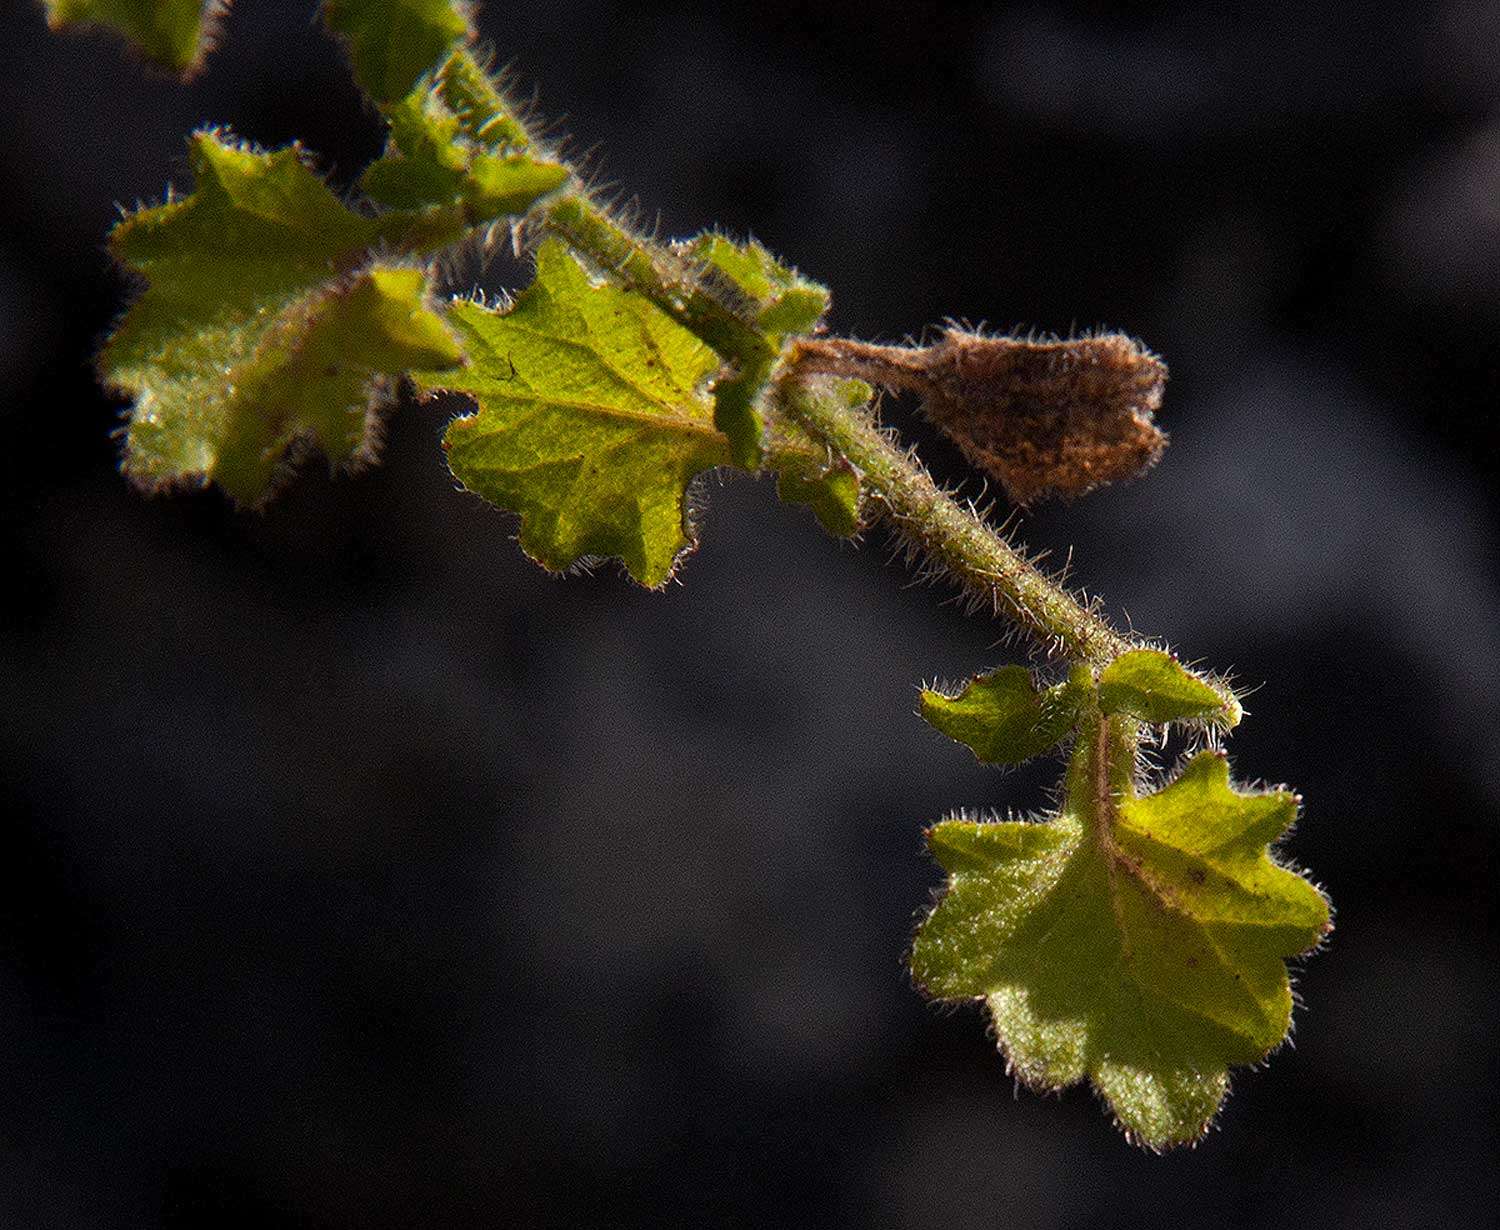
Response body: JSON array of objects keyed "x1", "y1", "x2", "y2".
[
  {"x1": 443, "y1": 48, "x2": 1235, "y2": 695},
  {"x1": 776, "y1": 380, "x2": 1133, "y2": 666},
  {"x1": 440, "y1": 51, "x2": 768, "y2": 366}
]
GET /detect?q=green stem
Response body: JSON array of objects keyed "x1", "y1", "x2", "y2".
[
  {"x1": 777, "y1": 381, "x2": 1133, "y2": 666},
  {"x1": 439, "y1": 51, "x2": 769, "y2": 367},
  {"x1": 437, "y1": 49, "x2": 1238, "y2": 697}
]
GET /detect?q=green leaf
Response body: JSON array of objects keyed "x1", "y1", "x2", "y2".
[
  {"x1": 44, "y1": 0, "x2": 216, "y2": 75},
  {"x1": 1099, "y1": 648, "x2": 1240, "y2": 727},
  {"x1": 322, "y1": 0, "x2": 472, "y2": 104},
  {"x1": 712, "y1": 355, "x2": 773, "y2": 471},
  {"x1": 775, "y1": 463, "x2": 860, "y2": 538},
  {"x1": 911, "y1": 719, "x2": 1329, "y2": 1149},
  {"x1": 104, "y1": 131, "x2": 461, "y2": 503},
  {"x1": 359, "y1": 88, "x2": 473, "y2": 209},
  {"x1": 920, "y1": 664, "x2": 1089, "y2": 765},
  {"x1": 416, "y1": 239, "x2": 734, "y2": 588},
  {"x1": 688, "y1": 233, "x2": 830, "y2": 341},
  {"x1": 358, "y1": 60, "x2": 569, "y2": 226},
  {"x1": 683, "y1": 234, "x2": 832, "y2": 469}
]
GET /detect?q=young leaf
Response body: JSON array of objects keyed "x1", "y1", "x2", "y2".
[
  {"x1": 359, "y1": 76, "x2": 568, "y2": 224},
  {"x1": 681, "y1": 234, "x2": 832, "y2": 470},
  {"x1": 920, "y1": 664, "x2": 1089, "y2": 765},
  {"x1": 686, "y1": 233, "x2": 830, "y2": 342},
  {"x1": 911, "y1": 720, "x2": 1329, "y2": 1149},
  {"x1": 322, "y1": 0, "x2": 473, "y2": 104},
  {"x1": 1098, "y1": 648, "x2": 1240, "y2": 727},
  {"x1": 44, "y1": 0, "x2": 218, "y2": 75},
  {"x1": 416, "y1": 240, "x2": 733, "y2": 588},
  {"x1": 104, "y1": 132, "x2": 461, "y2": 502}
]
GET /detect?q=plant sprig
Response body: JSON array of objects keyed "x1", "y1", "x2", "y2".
[{"x1": 45, "y1": 0, "x2": 1330, "y2": 1149}]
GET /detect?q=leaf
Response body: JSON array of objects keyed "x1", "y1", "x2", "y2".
[
  {"x1": 685, "y1": 234, "x2": 831, "y2": 469},
  {"x1": 911, "y1": 719, "x2": 1329, "y2": 1149},
  {"x1": 920, "y1": 665, "x2": 1089, "y2": 765},
  {"x1": 359, "y1": 76, "x2": 568, "y2": 224},
  {"x1": 322, "y1": 0, "x2": 472, "y2": 104},
  {"x1": 767, "y1": 378, "x2": 867, "y2": 537},
  {"x1": 687, "y1": 233, "x2": 830, "y2": 342},
  {"x1": 775, "y1": 463, "x2": 860, "y2": 538},
  {"x1": 104, "y1": 131, "x2": 461, "y2": 503},
  {"x1": 1099, "y1": 648, "x2": 1240, "y2": 727},
  {"x1": 44, "y1": 0, "x2": 218, "y2": 75},
  {"x1": 416, "y1": 239, "x2": 733, "y2": 588}
]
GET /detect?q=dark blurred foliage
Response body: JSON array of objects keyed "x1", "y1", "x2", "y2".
[{"x1": 2, "y1": 1, "x2": 1498, "y2": 1225}]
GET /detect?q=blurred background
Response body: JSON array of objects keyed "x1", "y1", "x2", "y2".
[{"x1": 3, "y1": 0, "x2": 1498, "y2": 1225}]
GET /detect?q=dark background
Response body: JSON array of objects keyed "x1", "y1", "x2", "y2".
[{"x1": 3, "y1": 1, "x2": 1498, "y2": 1225}]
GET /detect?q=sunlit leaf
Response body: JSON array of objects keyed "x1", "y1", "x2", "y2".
[
  {"x1": 687, "y1": 233, "x2": 829, "y2": 342},
  {"x1": 920, "y1": 664, "x2": 1089, "y2": 765},
  {"x1": 1099, "y1": 648, "x2": 1240, "y2": 727},
  {"x1": 104, "y1": 132, "x2": 461, "y2": 503},
  {"x1": 44, "y1": 0, "x2": 217, "y2": 75},
  {"x1": 417, "y1": 240, "x2": 734, "y2": 587},
  {"x1": 322, "y1": 0, "x2": 472, "y2": 104},
  {"x1": 684, "y1": 234, "x2": 831, "y2": 470},
  {"x1": 911, "y1": 719, "x2": 1329, "y2": 1149},
  {"x1": 768, "y1": 378, "x2": 867, "y2": 537},
  {"x1": 360, "y1": 84, "x2": 568, "y2": 224}
]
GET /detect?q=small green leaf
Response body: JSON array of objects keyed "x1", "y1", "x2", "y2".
[
  {"x1": 103, "y1": 132, "x2": 460, "y2": 503},
  {"x1": 912, "y1": 720, "x2": 1329, "y2": 1149},
  {"x1": 682, "y1": 234, "x2": 830, "y2": 468},
  {"x1": 464, "y1": 154, "x2": 569, "y2": 217},
  {"x1": 688, "y1": 233, "x2": 830, "y2": 341},
  {"x1": 360, "y1": 89, "x2": 472, "y2": 209},
  {"x1": 920, "y1": 664, "x2": 1088, "y2": 765},
  {"x1": 417, "y1": 240, "x2": 734, "y2": 588},
  {"x1": 322, "y1": 0, "x2": 472, "y2": 104},
  {"x1": 44, "y1": 0, "x2": 216, "y2": 75},
  {"x1": 775, "y1": 463, "x2": 860, "y2": 538},
  {"x1": 712, "y1": 354, "x2": 773, "y2": 471},
  {"x1": 1098, "y1": 648, "x2": 1239, "y2": 726},
  {"x1": 359, "y1": 63, "x2": 568, "y2": 224}
]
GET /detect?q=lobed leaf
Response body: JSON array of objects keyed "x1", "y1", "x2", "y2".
[
  {"x1": 44, "y1": 0, "x2": 217, "y2": 75},
  {"x1": 683, "y1": 234, "x2": 831, "y2": 470},
  {"x1": 687, "y1": 233, "x2": 830, "y2": 343},
  {"x1": 359, "y1": 73, "x2": 568, "y2": 225},
  {"x1": 911, "y1": 720, "x2": 1329, "y2": 1149},
  {"x1": 105, "y1": 132, "x2": 461, "y2": 502},
  {"x1": 1098, "y1": 648, "x2": 1239, "y2": 727},
  {"x1": 920, "y1": 664, "x2": 1089, "y2": 766},
  {"x1": 322, "y1": 0, "x2": 473, "y2": 104},
  {"x1": 417, "y1": 240, "x2": 733, "y2": 588}
]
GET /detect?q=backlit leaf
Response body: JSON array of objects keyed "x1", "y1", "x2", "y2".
[
  {"x1": 920, "y1": 664, "x2": 1089, "y2": 765},
  {"x1": 104, "y1": 132, "x2": 461, "y2": 503},
  {"x1": 768, "y1": 378, "x2": 868, "y2": 537},
  {"x1": 1099, "y1": 648, "x2": 1240, "y2": 727},
  {"x1": 684, "y1": 234, "x2": 831, "y2": 470},
  {"x1": 44, "y1": 0, "x2": 217, "y2": 75},
  {"x1": 322, "y1": 0, "x2": 472, "y2": 104},
  {"x1": 359, "y1": 81, "x2": 568, "y2": 224},
  {"x1": 911, "y1": 717, "x2": 1329, "y2": 1149},
  {"x1": 687, "y1": 233, "x2": 830, "y2": 342},
  {"x1": 417, "y1": 240, "x2": 733, "y2": 587}
]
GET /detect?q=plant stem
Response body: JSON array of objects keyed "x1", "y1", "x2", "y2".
[
  {"x1": 440, "y1": 51, "x2": 768, "y2": 366},
  {"x1": 442, "y1": 49, "x2": 1237, "y2": 699},
  {"x1": 776, "y1": 380, "x2": 1133, "y2": 666}
]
